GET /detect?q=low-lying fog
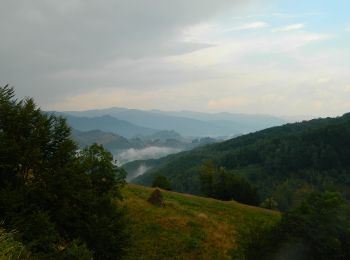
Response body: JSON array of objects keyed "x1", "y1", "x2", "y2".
[{"x1": 116, "y1": 146, "x2": 182, "y2": 165}]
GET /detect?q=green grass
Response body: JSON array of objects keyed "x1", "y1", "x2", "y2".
[
  {"x1": 0, "y1": 228, "x2": 28, "y2": 260},
  {"x1": 122, "y1": 184, "x2": 280, "y2": 260}
]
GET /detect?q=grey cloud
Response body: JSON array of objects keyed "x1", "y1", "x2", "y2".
[{"x1": 0, "y1": 0, "x2": 242, "y2": 103}]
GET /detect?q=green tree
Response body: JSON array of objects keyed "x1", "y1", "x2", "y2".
[
  {"x1": 241, "y1": 191, "x2": 350, "y2": 260},
  {"x1": 260, "y1": 197, "x2": 278, "y2": 210},
  {"x1": 199, "y1": 160, "x2": 216, "y2": 196},
  {"x1": 278, "y1": 191, "x2": 350, "y2": 259},
  {"x1": 0, "y1": 85, "x2": 129, "y2": 259},
  {"x1": 152, "y1": 175, "x2": 171, "y2": 190},
  {"x1": 199, "y1": 161, "x2": 259, "y2": 205}
]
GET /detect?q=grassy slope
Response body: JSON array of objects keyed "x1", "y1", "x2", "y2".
[{"x1": 122, "y1": 184, "x2": 280, "y2": 260}]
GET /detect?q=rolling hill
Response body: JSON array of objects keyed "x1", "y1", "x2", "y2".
[
  {"x1": 122, "y1": 184, "x2": 279, "y2": 260},
  {"x1": 71, "y1": 129, "x2": 135, "y2": 150}
]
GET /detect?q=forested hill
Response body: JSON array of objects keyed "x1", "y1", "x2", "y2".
[{"x1": 132, "y1": 113, "x2": 350, "y2": 210}]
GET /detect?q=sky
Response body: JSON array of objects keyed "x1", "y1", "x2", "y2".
[{"x1": 1, "y1": 0, "x2": 350, "y2": 117}]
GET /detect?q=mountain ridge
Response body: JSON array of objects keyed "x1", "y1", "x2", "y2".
[{"x1": 59, "y1": 107, "x2": 286, "y2": 137}]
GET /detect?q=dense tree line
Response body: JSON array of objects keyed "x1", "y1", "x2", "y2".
[{"x1": 0, "y1": 86, "x2": 129, "y2": 259}]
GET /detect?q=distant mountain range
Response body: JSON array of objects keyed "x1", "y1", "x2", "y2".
[
  {"x1": 58, "y1": 107, "x2": 286, "y2": 138},
  {"x1": 71, "y1": 128, "x2": 207, "y2": 151},
  {"x1": 55, "y1": 113, "x2": 156, "y2": 138},
  {"x1": 51, "y1": 108, "x2": 286, "y2": 169}
]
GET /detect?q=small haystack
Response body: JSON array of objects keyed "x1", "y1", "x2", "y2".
[{"x1": 147, "y1": 189, "x2": 165, "y2": 207}]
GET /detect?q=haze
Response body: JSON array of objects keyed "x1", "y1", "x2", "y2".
[{"x1": 1, "y1": 0, "x2": 349, "y2": 117}]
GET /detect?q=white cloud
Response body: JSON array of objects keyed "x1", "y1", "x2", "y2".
[
  {"x1": 180, "y1": 21, "x2": 268, "y2": 44},
  {"x1": 317, "y1": 77, "x2": 332, "y2": 84},
  {"x1": 181, "y1": 23, "x2": 219, "y2": 43},
  {"x1": 343, "y1": 85, "x2": 350, "y2": 92},
  {"x1": 272, "y1": 23, "x2": 305, "y2": 32},
  {"x1": 226, "y1": 21, "x2": 268, "y2": 31},
  {"x1": 170, "y1": 31, "x2": 332, "y2": 67},
  {"x1": 117, "y1": 147, "x2": 182, "y2": 164}
]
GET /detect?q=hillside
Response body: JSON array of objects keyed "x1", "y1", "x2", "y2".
[
  {"x1": 71, "y1": 129, "x2": 134, "y2": 149},
  {"x1": 132, "y1": 113, "x2": 350, "y2": 210},
  {"x1": 122, "y1": 184, "x2": 279, "y2": 260}
]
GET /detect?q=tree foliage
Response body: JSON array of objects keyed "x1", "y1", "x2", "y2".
[
  {"x1": 199, "y1": 161, "x2": 259, "y2": 205},
  {"x1": 0, "y1": 85, "x2": 129, "y2": 259},
  {"x1": 239, "y1": 191, "x2": 350, "y2": 260},
  {"x1": 152, "y1": 175, "x2": 171, "y2": 190},
  {"x1": 276, "y1": 191, "x2": 350, "y2": 259},
  {"x1": 0, "y1": 227, "x2": 29, "y2": 259}
]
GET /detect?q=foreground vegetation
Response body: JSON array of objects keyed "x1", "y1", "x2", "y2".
[
  {"x1": 123, "y1": 184, "x2": 350, "y2": 259},
  {"x1": 122, "y1": 184, "x2": 279, "y2": 259},
  {"x1": 0, "y1": 86, "x2": 129, "y2": 259},
  {"x1": 242, "y1": 191, "x2": 350, "y2": 259}
]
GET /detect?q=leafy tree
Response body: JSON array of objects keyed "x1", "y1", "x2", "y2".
[
  {"x1": 199, "y1": 161, "x2": 259, "y2": 205},
  {"x1": 277, "y1": 191, "x2": 350, "y2": 259},
  {"x1": 199, "y1": 160, "x2": 216, "y2": 196},
  {"x1": 0, "y1": 85, "x2": 129, "y2": 259},
  {"x1": 260, "y1": 197, "x2": 278, "y2": 210},
  {"x1": 240, "y1": 191, "x2": 350, "y2": 260},
  {"x1": 152, "y1": 175, "x2": 171, "y2": 190}
]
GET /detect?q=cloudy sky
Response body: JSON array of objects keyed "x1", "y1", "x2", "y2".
[{"x1": 1, "y1": 0, "x2": 350, "y2": 117}]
